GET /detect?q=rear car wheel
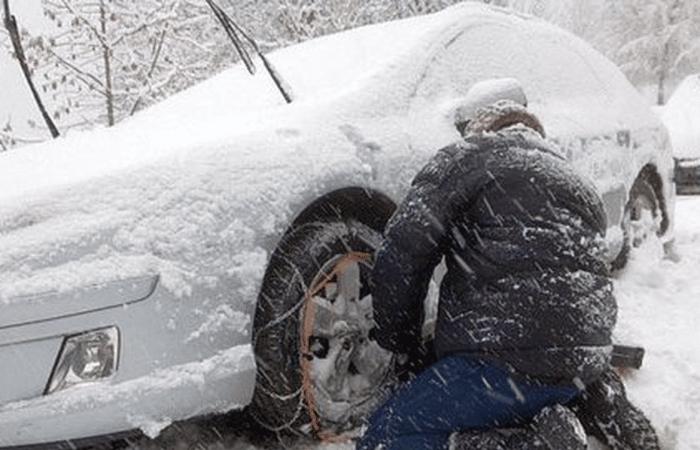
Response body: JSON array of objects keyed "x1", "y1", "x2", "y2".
[
  {"x1": 612, "y1": 175, "x2": 662, "y2": 270},
  {"x1": 250, "y1": 220, "x2": 396, "y2": 438}
]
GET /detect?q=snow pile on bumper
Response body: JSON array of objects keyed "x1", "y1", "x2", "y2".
[{"x1": 0, "y1": 344, "x2": 255, "y2": 447}]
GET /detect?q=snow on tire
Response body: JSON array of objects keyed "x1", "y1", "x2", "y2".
[{"x1": 249, "y1": 219, "x2": 395, "y2": 438}]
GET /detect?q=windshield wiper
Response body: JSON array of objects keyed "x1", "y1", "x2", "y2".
[
  {"x1": 205, "y1": 0, "x2": 294, "y2": 104},
  {"x1": 3, "y1": 0, "x2": 60, "y2": 137}
]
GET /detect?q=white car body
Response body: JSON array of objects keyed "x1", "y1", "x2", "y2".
[
  {"x1": 0, "y1": 3, "x2": 674, "y2": 447},
  {"x1": 660, "y1": 74, "x2": 700, "y2": 195},
  {"x1": 661, "y1": 74, "x2": 700, "y2": 159}
]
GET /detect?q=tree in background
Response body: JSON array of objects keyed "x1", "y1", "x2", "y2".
[
  {"x1": 24, "y1": 0, "x2": 231, "y2": 128},
  {"x1": 253, "y1": 0, "x2": 397, "y2": 45},
  {"x1": 495, "y1": 0, "x2": 700, "y2": 104},
  {"x1": 606, "y1": 0, "x2": 700, "y2": 105},
  {"x1": 0, "y1": 118, "x2": 15, "y2": 151},
  {"x1": 394, "y1": 0, "x2": 462, "y2": 16},
  {"x1": 499, "y1": 0, "x2": 609, "y2": 44},
  {"x1": 0, "y1": 117, "x2": 43, "y2": 151}
]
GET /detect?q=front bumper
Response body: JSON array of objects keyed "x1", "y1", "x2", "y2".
[
  {"x1": 0, "y1": 344, "x2": 255, "y2": 448},
  {"x1": 0, "y1": 277, "x2": 256, "y2": 447}
]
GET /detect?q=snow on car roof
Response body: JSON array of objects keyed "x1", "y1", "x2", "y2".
[{"x1": 662, "y1": 74, "x2": 700, "y2": 158}]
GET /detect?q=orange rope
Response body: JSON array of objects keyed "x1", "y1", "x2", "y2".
[{"x1": 299, "y1": 252, "x2": 371, "y2": 444}]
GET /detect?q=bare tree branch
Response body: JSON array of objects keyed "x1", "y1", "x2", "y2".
[{"x1": 129, "y1": 27, "x2": 168, "y2": 115}]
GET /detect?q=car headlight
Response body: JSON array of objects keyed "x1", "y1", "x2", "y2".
[{"x1": 45, "y1": 326, "x2": 120, "y2": 395}]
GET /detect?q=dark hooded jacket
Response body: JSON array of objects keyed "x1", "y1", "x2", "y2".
[{"x1": 372, "y1": 127, "x2": 617, "y2": 385}]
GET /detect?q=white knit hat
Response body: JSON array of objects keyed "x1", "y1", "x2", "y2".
[{"x1": 466, "y1": 99, "x2": 545, "y2": 138}]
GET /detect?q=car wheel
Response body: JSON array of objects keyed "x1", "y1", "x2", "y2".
[
  {"x1": 250, "y1": 219, "x2": 396, "y2": 438},
  {"x1": 611, "y1": 175, "x2": 662, "y2": 270}
]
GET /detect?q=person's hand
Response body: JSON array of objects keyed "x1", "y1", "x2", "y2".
[
  {"x1": 396, "y1": 353, "x2": 410, "y2": 366},
  {"x1": 396, "y1": 339, "x2": 436, "y2": 381}
]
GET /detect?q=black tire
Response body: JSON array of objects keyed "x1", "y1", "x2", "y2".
[
  {"x1": 249, "y1": 219, "x2": 385, "y2": 435},
  {"x1": 611, "y1": 175, "x2": 661, "y2": 271}
]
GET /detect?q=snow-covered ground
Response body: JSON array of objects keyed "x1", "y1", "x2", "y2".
[
  {"x1": 126, "y1": 196, "x2": 700, "y2": 450},
  {"x1": 614, "y1": 195, "x2": 700, "y2": 450}
]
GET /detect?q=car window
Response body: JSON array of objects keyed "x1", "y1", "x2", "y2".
[
  {"x1": 412, "y1": 21, "x2": 527, "y2": 106},
  {"x1": 518, "y1": 26, "x2": 612, "y2": 105},
  {"x1": 409, "y1": 18, "x2": 652, "y2": 195},
  {"x1": 412, "y1": 19, "x2": 627, "y2": 138}
]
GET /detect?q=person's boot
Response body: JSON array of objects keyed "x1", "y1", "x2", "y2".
[
  {"x1": 520, "y1": 404, "x2": 588, "y2": 450},
  {"x1": 572, "y1": 368, "x2": 660, "y2": 450},
  {"x1": 451, "y1": 405, "x2": 586, "y2": 450},
  {"x1": 450, "y1": 429, "x2": 510, "y2": 450}
]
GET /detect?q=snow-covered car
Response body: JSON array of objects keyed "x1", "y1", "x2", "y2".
[
  {"x1": 662, "y1": 74, "x2": 700, "y2": 160},
  {"x1": 660, "y1": 74, "x2": 700, "y2": 194},
  {"x1": 0, "y1": 3, "x2": 674, "y2": 447}
]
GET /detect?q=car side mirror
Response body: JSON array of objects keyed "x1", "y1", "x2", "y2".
[{"x1": 448, "y1": 78, "x2": 528, "y2": 135}]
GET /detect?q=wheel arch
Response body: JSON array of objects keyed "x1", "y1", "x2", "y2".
[
  {"x1": 252, "y1": 186, "x2": 397, "y2": 338},
  {"x1": 289, "y1": 187, "x2": 397, "y2": 233},
  {"x1": 254, "y1": 186, "x2": 397, "y2": 325}
]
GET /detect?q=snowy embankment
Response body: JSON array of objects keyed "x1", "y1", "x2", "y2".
[{"x1": 130, "y1": 197, "x2": 700, "y2": 450}]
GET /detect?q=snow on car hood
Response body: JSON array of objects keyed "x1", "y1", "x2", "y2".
[{"x1": 0, "y1": 10, "x2": 434, "y2": 205}]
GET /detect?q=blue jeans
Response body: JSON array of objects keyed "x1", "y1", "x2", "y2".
[{"x1": 357, "y1": 354, "x2": 580, "y2": 450}]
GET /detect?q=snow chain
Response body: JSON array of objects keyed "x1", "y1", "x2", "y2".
[{"x1": 300, "y1": 252, "x2": 372, "y2": 444}]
